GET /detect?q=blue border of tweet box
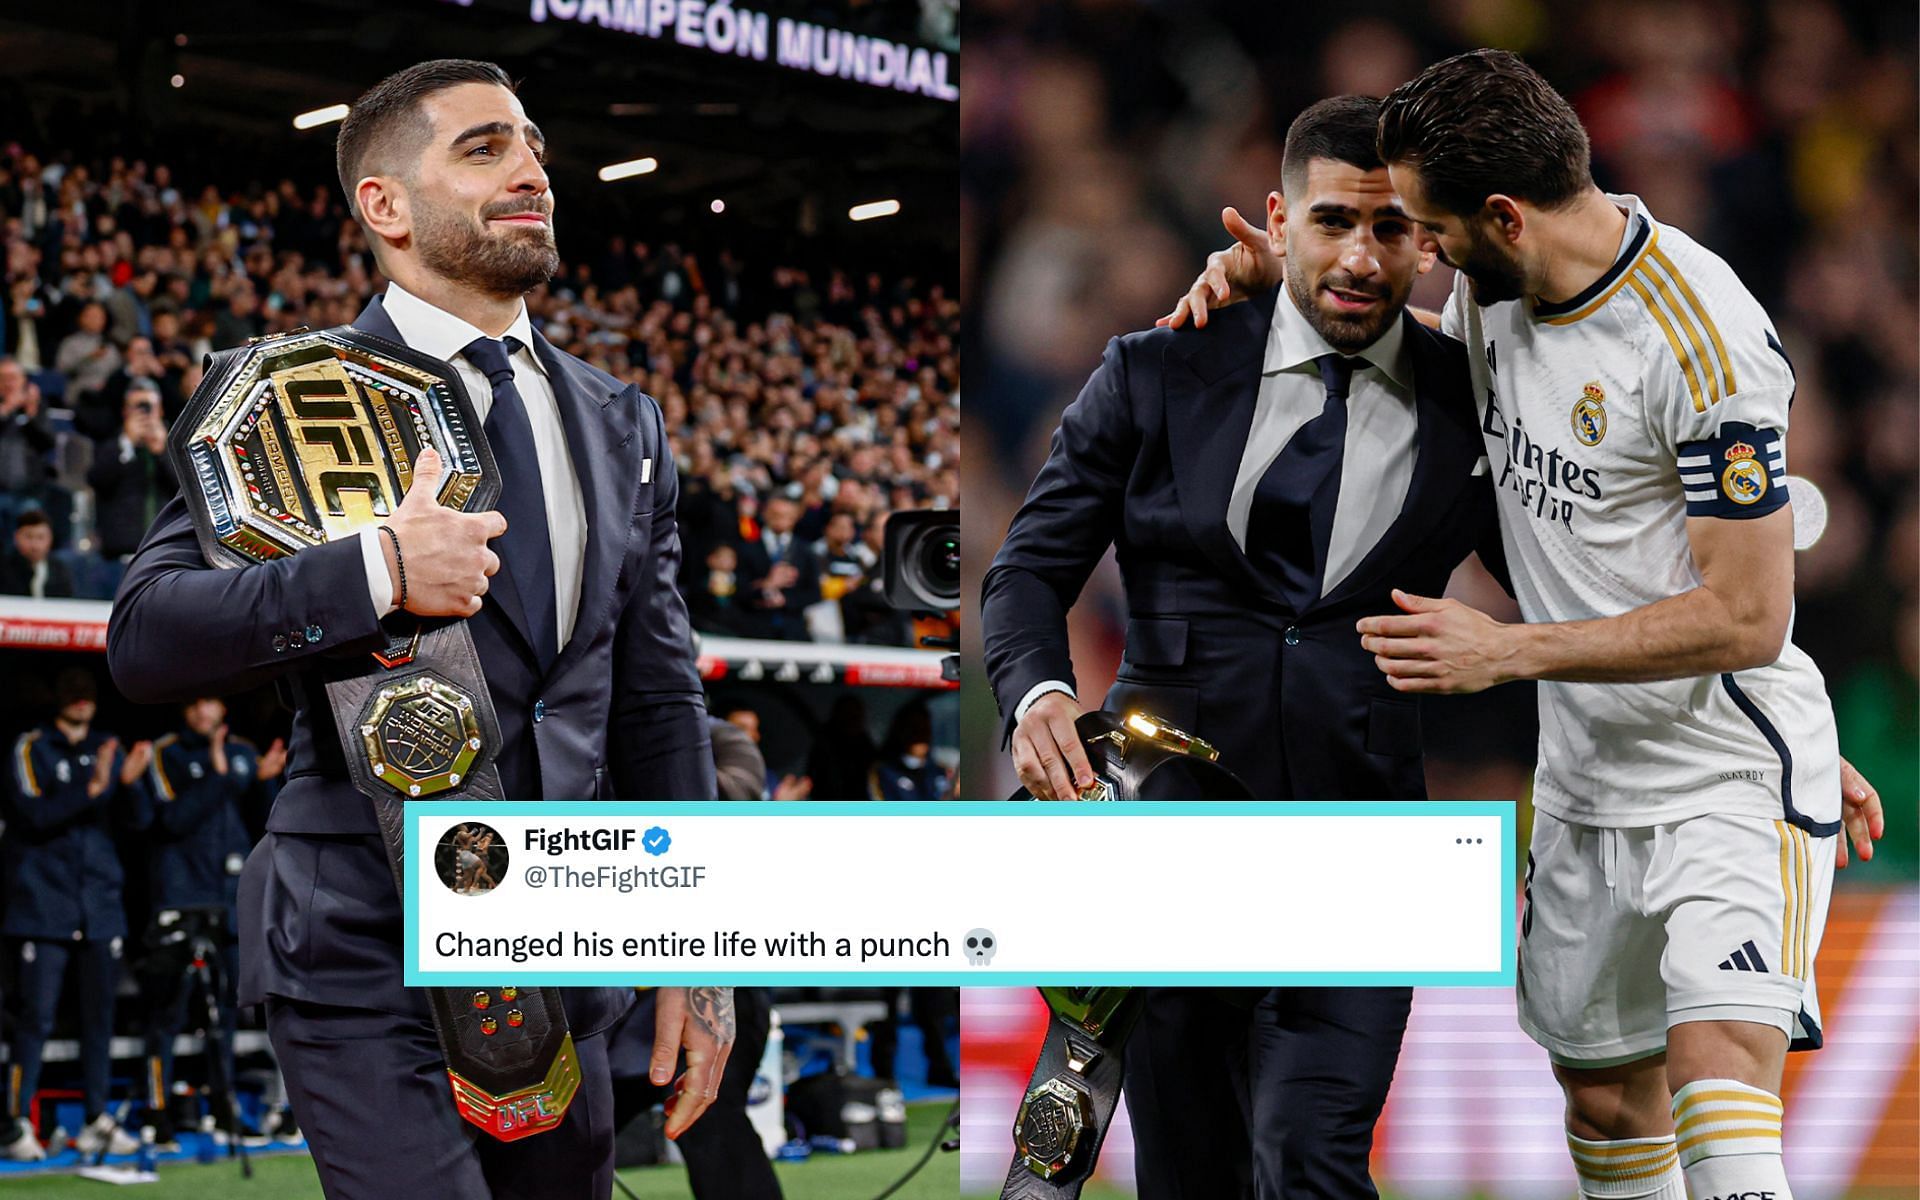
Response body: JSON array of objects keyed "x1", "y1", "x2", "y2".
[{"x1": 403, "y1": 800, "x2": 1517, "y2": 987}]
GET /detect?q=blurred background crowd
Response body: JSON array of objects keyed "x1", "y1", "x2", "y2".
[
  {"x1": 0, "y1": 141, "x2": 959, "y2": 649},
  {"x1": 958, "y1": 2, "x2": 1916, "y2": 1195}
]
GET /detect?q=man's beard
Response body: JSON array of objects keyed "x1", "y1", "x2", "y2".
[
  {"x1": 1455, "y1": 226, "x2": 1528, "y2": 305},
  {"x1": 1286, "y1": 258, "x2": 1404, "y2": 353},
  {"x1": 414, "y1": 197, "x2": 559, "y2": 299}
]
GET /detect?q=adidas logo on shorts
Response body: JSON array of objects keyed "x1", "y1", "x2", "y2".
[{"x1": 1717, "y1": 940, "x2": 1770, "y2": 972}]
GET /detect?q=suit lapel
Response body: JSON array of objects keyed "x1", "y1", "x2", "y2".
[
  {"x1": 350, "y1": 295, "x2": 539, "y2": 661},
  {"x1": 1316, "y1": 313, "x2": 1482, "y2": 612},
  {"x1": 1161, "y1": 287, "x2": 1288, "y2": 607},
  {"x1": 531, "y1": 329, "x2": 637, "y2": 678}
]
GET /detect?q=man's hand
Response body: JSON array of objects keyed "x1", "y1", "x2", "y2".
[
  {"x1": 1012, "y1": 690, "x2": 1094, "y2": 800},
  {"x1": 383, "y1": 448, "x2": 506, "y2": 617},
  {"x1": 1836, "y1": 757, "x2": 1884, "y2": 869},
  {"x1": 119, "y1": 739, "x2": 153, "y2": 786},
  {"x1": 652, "y1": 986, "x2": 737, "y2": 1140},
  {"x1": 1157, "y1": 206, "x2": 1284, "y2": 330},
  {"x1": 773, "y1": 774, "x2": 812, "y2": 800},
  {"x1": 208, "y1": 724, "x2": 229, "y2": 776},
  {"x1": 259, "y1": 737, "x2": 288, "y2": 781},
  {"x1": 88, "y1": 737, "x2": 120, "y2": 798},
  {"x1": 1358, "y1": 589, "x2": 1519, "y2": 695}
]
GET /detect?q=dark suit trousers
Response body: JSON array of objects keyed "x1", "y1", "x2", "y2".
[
  {"x1": 1124, "y1": 986, "x2": 1412, "y2": 1200},
  {"x1": 609, "y1": 987, "x2": 781, "y2": 1200},
  {"x1": 268, "y1": 998, "x2": 614, "y2": 1200}
]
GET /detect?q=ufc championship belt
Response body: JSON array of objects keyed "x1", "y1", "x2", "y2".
[
  {"x1": 1003, "y1": 712, "x2": 1251, "y2": 1196},
  {"x1": 170, "y1": 326, "x2": 578, "y2": 1140}
]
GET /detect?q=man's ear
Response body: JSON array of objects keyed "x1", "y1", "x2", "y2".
[
  {"x1": 1485, "y1": 194, "x2": 1525, "y2": 245},
  {"x1": 1266, "y1": 190, "x2": 1286, "y2": 255},
  {"x1": 355, "y1": 175, "x2": 410, "y2": 248}
]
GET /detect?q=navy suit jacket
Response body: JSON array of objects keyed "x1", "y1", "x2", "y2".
[
  {"x1": 983, "y1": 289, "x2": 1504, "y2": 800},
  {"x1": 107, "y1": 296, "x2": 715, "y2": 1029}
]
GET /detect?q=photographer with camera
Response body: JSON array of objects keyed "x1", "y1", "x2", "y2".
[
  {"x1": 131, "y1": 696, "x2": 287, "y2": 1149},
  {"x1": 87, "y1": 378, "x2": 177, "y2": 562}
]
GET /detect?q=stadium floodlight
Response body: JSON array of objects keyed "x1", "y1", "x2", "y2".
[
  {"x1": 293, "y1": 104, "x2": 351, "y2": 130},
  {"x1": 169, "y1": 74, "x2": 185, "y2": 89},
  {"x1": 597, "y1": 158, "x2": 659, "y2": 182},
  {"x1": 848, "y1": 199, "x2": 901, "y2": 222},
  {"x1": 710, "y1": 199, "x2": 726, "y2": 214}
]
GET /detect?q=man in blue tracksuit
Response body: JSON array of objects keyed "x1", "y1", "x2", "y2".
[
  {"x1": 133, "y1": 696, "x2": 284, "y2": 1146},
  {"x1": 2, "y1": 668, "x2": 151, "y2": 1161}
]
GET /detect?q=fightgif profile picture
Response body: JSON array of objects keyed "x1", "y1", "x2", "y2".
[{"x1": 436, "y1": 823, "x2": 508, "y2": 897}]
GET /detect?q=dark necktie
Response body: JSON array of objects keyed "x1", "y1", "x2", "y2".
[
  {"x1": 461, "y1": 335, "x2": 557, "y2": 667},
  {"x1": 1247, "y1": 354, "x2": 1356, "y2": 611}
]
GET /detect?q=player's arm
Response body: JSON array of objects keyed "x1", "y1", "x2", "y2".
[
  {"x1": 10, "y1": 734, "x2": 113, "y2": 832},
  {"x1": 1358, "y1": 503, "x2": 1793, "y2": 690},
  {"x1": 981, "y1": 336, "x2": 1138, "y2": 799}
]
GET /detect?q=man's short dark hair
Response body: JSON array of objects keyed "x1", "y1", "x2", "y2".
[
  {"x1": 15, "y1": 510, "x2": 50, "y2": 532},
  {"x1": 335, "y1": 59, "x2": 515, "y2": 222},
  {"x1": 1376, "y1": 49, "x2": 1592, "y2": 217},
  {"x1": 1281, "y1": 96, "x2": 1385, "y2": 196}
]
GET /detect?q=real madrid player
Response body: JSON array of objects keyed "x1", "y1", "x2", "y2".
[{"x1": 1164, "y1": 50, "x2": 1885, "y2": 1200}]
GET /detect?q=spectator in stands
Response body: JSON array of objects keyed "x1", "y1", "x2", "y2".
[
  {"x1": 709, "y1": 713, "x2": 770, "y2": 801},
  {"x1": 689, "y1": 542, "x2": 749, "y2": 636},
  {"x1": 84, "y1": 334, "x2": 181, "y2": 441},
  {"x1": 739, "y1": 494, "x2": 821, "y2": 641},
  {"x1": 815, "y1": 511, "x2": 867, "y2": 604},
  {"x1": 53, "y1": 300, "x2": 121, "y2": 402},
  {"x1": 87, "y1": 378, "x2": 177, "y2": 562},
  {"x1": 867, "y1": 700, "x2": 949, "y2": 801},
  {"x1": 2, "y1": 668, "x2": 152, "y2": 1162},
  {"x1": 0, "y1": 356, "x2": 60, "y2": 538},
  {"x1": 718, "y1": 703, "x2": 811, "y2": 800},
  {"x1": 0, "y1": 510, "x2": 74, "y2": 599}
]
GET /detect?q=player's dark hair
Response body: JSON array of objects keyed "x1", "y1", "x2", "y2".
[
  {"x1": 335, "y1": 59, "x2": 516, "y2": 221},
  {"x1": 1281, "y1": 95, "x2": 1385, "y2": 195},
  {"x1": 1376, "y1": 49, "x2": 1592, "y2": 216},
  {"x1": 14, "y1": 509, "x2": 49, "y2": 531}
]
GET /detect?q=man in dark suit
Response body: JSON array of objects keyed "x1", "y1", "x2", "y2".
[
  {"x1": 0, "y1": 510, "x2": 74, "y2": 598},
  {"x1": 736, "y1": 494, "x2": 821, "y2": 640},
  {"x1": 982, "y1": 97, "x2": 1503, "y2": 1199},
  {"x1": 107, "y1": 60, "x2": 730, "y2": 1199}
]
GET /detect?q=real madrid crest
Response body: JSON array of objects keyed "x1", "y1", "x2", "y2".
[
  {"x1": 1571, "y1": 382, "x2": 1607, "y2": 446},
  {"x1": 1720, "y1": 439, "x2": 1767, "y2": 506}
]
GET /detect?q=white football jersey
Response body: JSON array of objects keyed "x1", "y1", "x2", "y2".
[{"x1": 1443, "y1": 194, "x2": 1839, "y2": 831}]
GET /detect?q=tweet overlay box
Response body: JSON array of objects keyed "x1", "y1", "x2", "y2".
[{"x1": 405, "y1": 801, "x2": 1515, "y2": 986}]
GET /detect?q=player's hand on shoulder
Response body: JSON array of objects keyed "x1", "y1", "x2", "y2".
[
  {"x1": 383, "y1": 448, "x2": 506, "y2": 618},
  {"x1": 1013, "y1": 690, "x2": 1095, "y2": 800},
  {"x1": 1158, "y1": 206, "x2": 1283, "y2": 330}
]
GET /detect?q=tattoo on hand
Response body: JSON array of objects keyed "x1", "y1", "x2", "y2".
[{"x1": 689, "y1": 986, "x2": 737, "y2": 1044}]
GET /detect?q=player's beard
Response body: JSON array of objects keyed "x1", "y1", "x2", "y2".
[
  {"x1": 1288, "y1": 258, "x2": 1406, "y2": 354},
  {"x1": 413, "y1": 195, "x2": 559, "y2": 300},
  {"x1": 1454, "y1": 223, "x2": 1528, "y2": 306}
]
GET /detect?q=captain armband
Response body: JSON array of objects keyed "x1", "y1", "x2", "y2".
[{"x1": 1677, "y1": 422, "x2": 1787, "y2": 519}]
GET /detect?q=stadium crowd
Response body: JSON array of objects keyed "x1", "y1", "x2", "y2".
[
  {"x1": 0, "y1": 140, "x2": 960, "y2": 646},
  {"x1": 961, "y1": 0, "x2": 1917, "y2": 872}
]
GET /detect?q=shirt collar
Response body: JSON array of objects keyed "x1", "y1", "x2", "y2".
[
  {"x1": 1263, "y1": 286, "x2": 1410, "y2": 389},
  {"x1": 382, "y1": 282, "x2": 546, "y2": 377}
]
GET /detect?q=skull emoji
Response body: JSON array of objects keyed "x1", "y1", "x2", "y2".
[{"x1": 964, "y1": 928, "x2": 997, "y2": 966}]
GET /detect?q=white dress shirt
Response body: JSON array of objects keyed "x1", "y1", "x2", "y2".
[
  {"x1": 1013, "y1": 292, "x2": 1419, "y2": 724},
  {"x1": 356, "y1": 283, "x2": 589, "y2": 652}
]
